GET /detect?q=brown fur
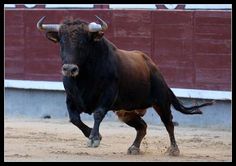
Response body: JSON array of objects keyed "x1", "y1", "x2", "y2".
[{"x1": 115, "y1": 109, "x2": 146, "y2": 122}]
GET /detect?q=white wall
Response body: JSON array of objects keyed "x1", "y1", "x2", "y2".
[{"x1": 4, "y1": 4, "x2": 232, "y2": 10}]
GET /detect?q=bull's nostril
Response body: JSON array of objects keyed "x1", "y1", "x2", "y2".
[
  {"x1": 71, "y1": 67, "x2": 78, "y2": 73},
  {"x1": 62, "y1": 64, "x2": 79, "y2": 76}
]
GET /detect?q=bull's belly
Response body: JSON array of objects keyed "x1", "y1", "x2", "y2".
[
  {"x1": 111, "y1": 103, "x2": 151, "y2": 111},
  {"x1": 111, "y1": 101, "x2": 152, "y2": 111},
  {"x1": 111, "y1": 91, "x2": 153, "y2": 111}
]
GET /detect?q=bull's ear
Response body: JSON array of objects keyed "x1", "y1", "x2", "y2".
[
  {"x1": 90, "y1": 31, "x2": 104, "y2": 42},
  {"x1": 46, "y1": 31, "x2": 60, "y2": 43}
]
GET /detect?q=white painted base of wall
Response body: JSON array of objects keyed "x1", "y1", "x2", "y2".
[
  {"x1": 4, "y1": 79, "x2": 231, "y2": 100},
  {"x1": 5, "y1": 88, "x2": 232, "y2": 129}
]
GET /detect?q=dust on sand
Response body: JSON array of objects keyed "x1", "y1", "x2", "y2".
[{"x1": 4, "y1": 118, "x2": 232, "y2": 162}]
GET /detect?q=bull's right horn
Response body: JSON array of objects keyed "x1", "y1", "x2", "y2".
[{"x1": 37, "y1": 16, "x2": 60, "y2": 32}]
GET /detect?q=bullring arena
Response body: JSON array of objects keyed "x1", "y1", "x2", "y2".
[
  {"x1": 4, "y1": 4, "x2": 232, "y2": 162},
  {"x1": 4, "y1": 118, "x2": 231, "y2": 162}
]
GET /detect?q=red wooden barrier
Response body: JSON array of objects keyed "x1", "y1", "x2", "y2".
[{"x1": 5, "y1": 9, "x2": 231, "y2": 91}]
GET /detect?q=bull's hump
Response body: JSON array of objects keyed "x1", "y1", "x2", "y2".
[
  {"x1": 115, "y1": 49, "x2": 151, "y2": 101},
  {"x1": 116, "y1": 49, "x2": 150, "y2": 80}
]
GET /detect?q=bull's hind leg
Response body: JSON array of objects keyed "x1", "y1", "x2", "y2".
[
  {"x1": 153, "y1": 104, "x2": 180, "y2": 156},
  {"x1": 116, "y1": 110, "x2": 147, "y2": 155}
]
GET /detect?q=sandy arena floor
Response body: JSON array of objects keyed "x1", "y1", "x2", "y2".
[{"x1": 4, "y1": 118, "x2": 232, "y2": 162}]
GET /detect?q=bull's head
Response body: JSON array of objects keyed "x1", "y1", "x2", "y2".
[{"x1": 37, "y1": 16, "x2": 108, "y2": 77}]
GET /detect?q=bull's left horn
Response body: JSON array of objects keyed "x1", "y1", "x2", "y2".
[
  {"x1": 37, "y1": 16, "x2": 60, "y2": 32},
  {"x1": 95, "y1": 15, "x2": 108, "y2": 31},
  {"x1": 88, "y1": 22, "x2": 102, "y2": 32}
]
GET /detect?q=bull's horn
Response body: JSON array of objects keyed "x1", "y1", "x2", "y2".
[
  {"x1": 37, "y1": 16, "x2": 60, "y2": 32},
  {"x1": 88, "y1": 22, "x2": 102, "y2": 32},
  {"x1": 95, "y1": 15, "x2": 108, "y2": 31}
]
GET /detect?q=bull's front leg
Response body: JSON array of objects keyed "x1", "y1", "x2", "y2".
[
  {"x1": 66, "y1": 96, "x2": 102, "y2": 140},
  {"x1": 66, "y1": 96, "x2": 91, "y2": 137},
  {"x1": 87, "y1": 83, "x2": 117, "y2": 147},
  {"x1": 87, "y1": 107, "x2": 108, "y2": 148}
]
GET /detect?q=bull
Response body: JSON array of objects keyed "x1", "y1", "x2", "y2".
[{"x1": 37, "y1": 16, "x2": 214, "y2": 156}]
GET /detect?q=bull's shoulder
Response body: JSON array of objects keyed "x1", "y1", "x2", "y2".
[
  {"x1": 117, "y1": 49, "x2": 142, "y2": 54},
  {"x1": 116, "y1": 49, "x2": 145, "y2": 58},
  {"x1": 115, "y1": 49, "x2": 157, "y2": 68},
  {"x1": 130, "y1": 50, "x2": 160, "y2": 73}
]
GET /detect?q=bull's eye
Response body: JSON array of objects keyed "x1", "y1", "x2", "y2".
[
  {"x1": 79, "y1": 40, "x2": 84, "y2": 45},
  {"x1": 59, "y1": 37, "x2": 65, "y2": 44},
  {"x1": 78, "y1": 37, "x2": 88, "y2": 47}
]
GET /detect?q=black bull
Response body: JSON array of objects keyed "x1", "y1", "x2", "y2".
[{"x1": 37, "y1": 16, "x2": 214, "y2": 156}]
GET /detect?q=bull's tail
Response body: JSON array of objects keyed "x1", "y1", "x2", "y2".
[{"x1": 168, "y1": 88, "x2": 215, "y2": 114}]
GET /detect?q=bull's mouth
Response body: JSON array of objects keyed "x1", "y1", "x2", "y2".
[{"x1": 61, "y1": 64, "x2": 79, "y2": 77}]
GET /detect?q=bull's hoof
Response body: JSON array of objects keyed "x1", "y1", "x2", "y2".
[
  {"x1": 165, "y1": 146, "x2": 180, "y2": 156},
  {"x1": 127, "y1": 145, "x2": 140, "y2": 155},
  {"x1": 87, "y1": 139, "x2": 101, "y2": 148},
  {"x1": 87, "y1": 139, "x2": 93, "y2": 147}
]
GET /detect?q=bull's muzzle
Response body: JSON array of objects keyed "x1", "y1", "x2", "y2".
[{"x1": 62, "y1": 64, "x2": 79, "y2": 77}]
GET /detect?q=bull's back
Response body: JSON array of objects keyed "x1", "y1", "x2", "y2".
[{"x1": 112, "y1": 49, "x2": 152, "y2": 110}]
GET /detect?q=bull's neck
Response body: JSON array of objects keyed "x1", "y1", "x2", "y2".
[{"x1": 81, "y1": 37, "x2": 116, "y2": 76}]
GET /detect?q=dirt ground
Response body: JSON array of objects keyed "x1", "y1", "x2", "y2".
[{"x1": 4, "y1": 118, "x2": 232, "y2": 162}]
